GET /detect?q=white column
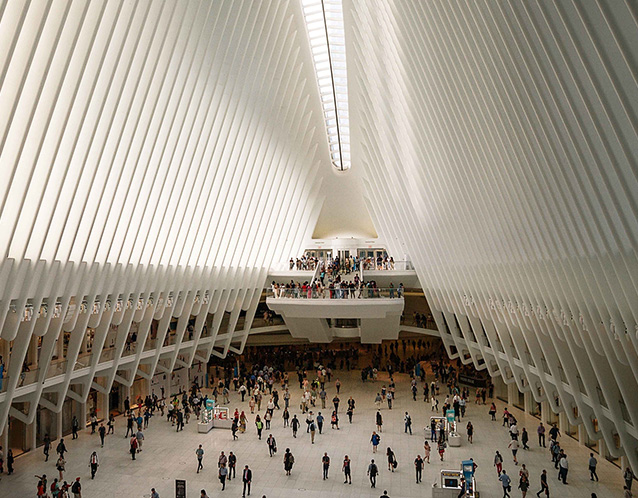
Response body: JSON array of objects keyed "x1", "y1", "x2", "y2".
[{"x1": 56, "y1": 409, "x2": 63, "y2": 439}]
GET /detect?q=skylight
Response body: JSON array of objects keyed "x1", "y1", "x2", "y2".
[{"x1": 301, "y1": 0, "x2": 350, "y2": 171}]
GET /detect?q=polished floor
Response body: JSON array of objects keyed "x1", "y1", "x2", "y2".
[{"x1": 0, "y1": 370, "x2": 626, "y2": 497}]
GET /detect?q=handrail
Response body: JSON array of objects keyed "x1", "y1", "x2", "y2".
[{"x1": 268, "y1": 287, "x2": 404, "y2": 299}]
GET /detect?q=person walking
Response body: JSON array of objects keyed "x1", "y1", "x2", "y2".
[
  {"x1": 89, "y1": 452, "x2": 99, "y2": 479},
  {"x1": 343, "y1": 455, "x2": 352, "y2": 484},
  {"x1": 98, "y1": 424, "x2": 106, "y2": 447},
  {"x1": 518, "y1": 473, "x2": 530, "y2": 498},
  {"x1": 494, "y1": 450, "x2": 504, "y2": 475},
  {"x1": 71, "y1": 416, "x2": 79, "y2": 440},
  {"x1": 467, "y1": 421, "x2": 474, "y2": 443},
  {"x1": 625, "y1": 467, "x2": 634, "y2": 490},
  {"x1": 499, "y1": 469, "x2": 512, "y2": 498},
  {"x1": 386, "y1": 447, "x2": 396, "y2": 472},
  {"x1": 196, "y1": 444, "x2": 204, "y2": 473},
  {"x1": 316, "y1": 412, "x2": 324, "y2": 434},
  {"x1": 43, "y1": 434, "x2": 51, "y2": 461},
  {"x1": 284, "y1": 448, "x2": 295, "y2": 475},
  {"x1": 536, "y1": 469, "x2": 549, "y2": 497},
  {"x1": 415, "y1": 455, "x2": 424, "y2": 483},
  {"x1": 322, "y1": 452, "x2": 330, "y2": 479},
  {"x1": 255, "y1": 416, "x2": 263, "y2": 440},
  {"x1": 537, "y1": 423, "x2": 546, "y2": 447},
  {"x1": 291, "y1": 414, "x2": 299, "y2": 437},
  {"x1": 228, "y1": 452, "x2": 236, "y2": 481},
  {"x1": 136, "y1": 428, "x2": 144, "y2": 452},
  {"x1": 371, "y1": 431, "x2": 381, "y2": 452},
  {"x1": 508, "y1": 439, "x2": 519, "y2": 465},
  {"x1": 219, "y1": 463, "x2": 228, "y2": 491},
  {"x1": 218, "y1": 451, "x2": 228, "y2": 469},
  {"x1": 423, "y1": 440, "x2": 431, "y2": 463},
  {"x1": 404, "y1": 412, "x2": 412, "y2": 434},
  {"x1": 150, "y1": 488, "x2": 159, "y2": 498},
  {"x1": 242, "y1": 465, "x2": 252, "y2": 497},
  {"x1": 129, "y1": 436, "x2": 138, "y2": 460},
  {"x1": 437, "y1": 438, "x2": 446, "y2": 461},
  {"x1": 6, "y1": 449, "x2": 14, "y2": 475},
  {"x1": 56, "y1": 454, "x2": 66, "y2": 481},
  {"x1": 588, "y1": 453, "x2": 599, "y2": 481},
  {"x1": 368, "y1": 459, "x2": 379, "y2": 488},
  {"x1": 310, "y1": 420, "x2": 316, "y2": 444},
  {"x1": 56, "y1": 438, "x2": 67, "y2": 458},
  {"x1": 267, "y1": 434, "x2": 277, "y2": 457},
  {"x1": 333, "y1": 395, "x2": 340, "y2": 413},
  {"x1": 376, "y1": 410, "x2": 383, "y2": 432},
  {"x1": 71, "y1": 477, "x2": 82, "y2": 498},
  {"x1": 558, "y1": 453, "x2": 568, "y2": 484},
  {"x1": 521, "y1": 428, "x2": 529, "y2": 449}
]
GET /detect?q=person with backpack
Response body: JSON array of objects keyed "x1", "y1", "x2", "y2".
[
  {"x1": 284, "y1": 448, "x2": 295, "y2": 475},
  {"x1": 404, "y1": 412, "x2": 412, "y2": 434},
  {"x1": 437, "y1": 439, "x2": 446, "y2": 461},
  {"x1": 129, "y1": 436, "x2": 138, "y2": 460},
  {"x1": 368, "y1": 459, "x2": 379, "y2": 488},
  {"x1": 71, "y1": 477, "x2": 82, "y2": 498},
  {"x1": 371, "y1": 431, "x2": 381, "y2": 452}
]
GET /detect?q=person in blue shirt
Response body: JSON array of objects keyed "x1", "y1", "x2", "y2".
[
  {"x1": 316, "y1": 412, "x2": 324, "y2": 434},
  {"x1": 499, "y1": 469, "x2": 512, "y2": 497}
]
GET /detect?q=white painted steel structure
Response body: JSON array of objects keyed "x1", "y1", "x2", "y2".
[
  {"x1": 0, "y1": 0, "x2": 327, "y2": 436},
  {"x1": 1, "y1": 0, "x2": 638, "y2": 472},
  {"x1": 346, "y1": 0, "x2": 638, "y2": 471}
]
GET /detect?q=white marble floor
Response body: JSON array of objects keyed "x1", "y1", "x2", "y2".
[{"x1": 0, "y1": 370, "x2": 626, "y2": 498}]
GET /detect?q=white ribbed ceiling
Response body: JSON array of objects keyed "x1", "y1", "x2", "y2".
[
  {"x1": 346, "y1": 0, "x2": 638, "y2": 470},
  {"x1": 2, "y1": 0, "x2": 638, "y2": 470}
]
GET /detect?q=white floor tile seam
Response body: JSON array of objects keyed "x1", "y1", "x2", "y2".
[{"x1": 0, "y1": 369, "x2": 626, "y2": 497}]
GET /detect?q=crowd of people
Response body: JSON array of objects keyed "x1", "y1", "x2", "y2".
[
  {"x1": 1, "y1": 339, "x2": 633, "y2": 498},
  {"x1": 288, "y1": 253, "x2": 400, "y2": 275},
  {"x1": 270, "y1": 278, "x2": 403, "y2": 299}
]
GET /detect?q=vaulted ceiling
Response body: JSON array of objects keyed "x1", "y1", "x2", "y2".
[{"x1": 2, "y1": 0, "x2": 638, "y2": 469}]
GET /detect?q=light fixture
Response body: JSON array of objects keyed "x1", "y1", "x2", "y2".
[
  {"x1": 53, "y1": 303, "x2": 62, "y2": 319},
  {"x1": 136, "y1": 298, "x2": 144, "y2": 311},
  {"x1": 22, "y1": 305, "x2": 34, "y2": 322},
  {"x1": 92, "y1": 301, "x2": 101, "y2": 314},
  {"x1": 115, "y1": 299, "x2": 123, "y2": 313}
]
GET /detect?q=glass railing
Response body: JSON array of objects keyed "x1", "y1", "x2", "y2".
[
  {"x1": 269, "y1": 287, "x2": 404, "y2": 299},
  {"x1": 362, "y1": 260, "x2": 414, "y2": 271}
]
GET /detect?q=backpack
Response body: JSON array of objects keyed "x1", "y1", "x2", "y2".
[{"x1": 72, "y1": 481, "x2": 80, "y2": 493}]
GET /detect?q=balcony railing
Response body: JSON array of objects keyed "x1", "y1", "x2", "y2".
[
  {"x1": 362, "y1": 259, "x2": 414, "y2": 271},
  {"x1": 269, "y1": 287, "x2": 404, "y2": 299}
]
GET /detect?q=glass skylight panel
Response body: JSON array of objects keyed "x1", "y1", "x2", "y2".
[{"x1": 301, "y1": 0, "x2": 350, "y2": 171}]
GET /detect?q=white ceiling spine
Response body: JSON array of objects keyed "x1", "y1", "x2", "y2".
[
  {"x1": 0, "y1": 0, "x2": 328, "y2": 433},
  {"x1": 346, "y1": 0, "x2": 638, "y2": 468}
]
